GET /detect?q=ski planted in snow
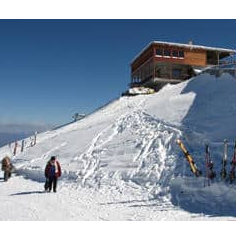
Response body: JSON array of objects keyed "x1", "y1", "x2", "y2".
[
  {"x1": 220, "y1": 139, "x2": 228, "y2": 180},
  {"x1": 204, "y1": 144, "x2": 216, "y2": 186},
  {"x1": 176, "y1": 139, "x2": 202, "y2": 177},
  {"x1": 229, "y1": 141, "x2": 236, "y2": 183}
]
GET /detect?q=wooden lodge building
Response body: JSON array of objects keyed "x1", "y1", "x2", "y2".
[{"x1": 130, "y1": 41, "x2": 236, "y2": 91}]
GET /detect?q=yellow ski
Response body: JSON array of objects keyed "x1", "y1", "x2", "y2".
[{"x1": 176, "y1": 139, "x2": 202, "y2": 177}]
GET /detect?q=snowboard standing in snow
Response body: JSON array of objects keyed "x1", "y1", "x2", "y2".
[
  {"x1": 176, "y1": 139, "x2": 202, "y2": 177},
  {"x1": 229, "y1": 141, "x2": 236, "y2": 183},
  {"x1": 204, "y1": 144, "x2": 216, "y2": 187},
  {"x1": 220, "y1": 139, "x2": 228, "y2": 180}
]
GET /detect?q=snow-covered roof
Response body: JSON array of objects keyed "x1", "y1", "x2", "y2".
[{"x1": 131, "y1": 41, "x2": 236, "y2": 64}]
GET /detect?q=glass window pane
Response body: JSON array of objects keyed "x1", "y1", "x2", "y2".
[
  {"x1": 172, "y1": 50, "x2": 178, "y2": 57},
  {"x1": 173, "y1": 68, "x2": 182, "y2": 77},
  {"x1": 179, "y1": 51, "x2": 184, "y2": 58},
  {"x1": 156, "y1": 48, "x2": 162, "y2": 56},
  {"x1": 164, "y1": 49, "x2": 171, "y2": 57}
]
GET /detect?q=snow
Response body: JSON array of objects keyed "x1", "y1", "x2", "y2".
[
  {"x1": 193, "y1": 68, "x2": 203, "y2": 74},
  {"x1": 1, "y1": 174, "x2": 234, "y2": 221},
  {"x1": 151, "y1": 40, "x2": 236, "y2": 53},
  {"x1": 1, "y1": 72, "x2": 236, "y2": 220}
]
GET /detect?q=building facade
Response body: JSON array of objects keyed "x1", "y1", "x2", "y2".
[{"x1": 130, "y1": 41, "x2": 236, "y2": 91}]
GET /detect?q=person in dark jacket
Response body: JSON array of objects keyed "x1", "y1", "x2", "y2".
[
  {"x1": 1, "y1": 156, "x2": 13, "y2": 181},
  {"x1": 44, "y1": 156, "x2": 61, "y2": 192}
]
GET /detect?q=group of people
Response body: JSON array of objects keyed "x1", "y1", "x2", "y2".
[{"x1": 1, "y1": 155, "x2": 61, "y2": 193}]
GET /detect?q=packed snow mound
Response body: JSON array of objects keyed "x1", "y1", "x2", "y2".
[
  {"x1": 1, "y1": 72, "x2": 236, "y2": 217},
  {"x1": 145, "y1": 72, "x2": 236, "y2": 141}
]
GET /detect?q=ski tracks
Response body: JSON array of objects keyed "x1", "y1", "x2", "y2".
[
  {"x1": 76, "y1": 115, "x2": 130, "y2": 186},
  {"x1": 30, "y1": 142, "x2": 68, "y2": 164},
  {"x1": 129, "y1": 111, "x2": 181, "y2": 189},
  {"x1": 74, "y1": 97, "x2": 149, "y2": 187},
  {"x1": 74, "y1": 96, "x2": 182, "y2": 198}
]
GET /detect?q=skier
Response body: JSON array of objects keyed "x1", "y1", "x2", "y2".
[
  {"x1": 1, "y1": 156, "x2": 13, "y2": 181},
  {"x1": 44, "y1": 156, "x2": 61, "y2": 193}
]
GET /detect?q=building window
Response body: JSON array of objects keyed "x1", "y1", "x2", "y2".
[
  {"x1": 172, "y1": 68, "x2": 182, "y2": 78},
  {"x1": 172, "y1": 50, "x2": 178, "y2": 58},
  {"x1": 179, "y1": 50, "x2": 184, "y2": 58},
  {"x1": 155, "y1": 48, "x2": 185, "y2": 59},
  {"x1": 156, "y1": 48, "x2": 162, "y2": 56},
  {"x1": 163, "y1": 49, "x2": 171, "y2": 57}
]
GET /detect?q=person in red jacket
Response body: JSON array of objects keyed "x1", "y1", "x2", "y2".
[{"x1": 44, "y1": 156, "x2": 61, "y2": 193}]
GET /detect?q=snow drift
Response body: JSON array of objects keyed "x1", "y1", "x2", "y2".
[{"x1": 1, "y1": 71, "x2": 236, "y2": 219}]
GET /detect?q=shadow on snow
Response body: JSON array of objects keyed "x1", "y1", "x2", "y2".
[
  {"x1": 10, "y1": 190, "x2": 45, "y2": 196},
  {"x1": 170, "y1": 73, "x2": 236, "y2": 218}
]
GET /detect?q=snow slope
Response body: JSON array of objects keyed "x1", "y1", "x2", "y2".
[{"x1": 1, "y1": 72, "x2": 236, "y2": 220}]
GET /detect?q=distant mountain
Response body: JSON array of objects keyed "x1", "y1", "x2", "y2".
[
  {"x1": 0, "y1": 123, "x2": 52, "y2": 133},
  {"x1": 0, "y1": 123, "x2": 52, "y2": 147},
  {"x1": 0, "y1": 132, "x2": 31, "y2": 147}
]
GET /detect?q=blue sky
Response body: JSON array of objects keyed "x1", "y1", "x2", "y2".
[{"x1": 0, "y1": 19, "x2": 235, "y2": 126}]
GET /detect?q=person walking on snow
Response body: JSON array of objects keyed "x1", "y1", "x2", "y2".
[
  {"x1": 44, "y1": 156, "x2": 61, "y2": 192},
  {"x1": 1, "y1": 156, "x2": 13, "y2": 181}
]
